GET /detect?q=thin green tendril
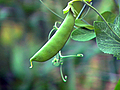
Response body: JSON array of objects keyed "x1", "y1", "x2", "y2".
[
  {"x1": 60, "y1": 63, "x2": 67, "y2": 82},
  {"x1": 80, "y1": 2, "x2": 92, "y2": 20},
  {"x1": 48, "y1": 21, "x2": 61, "y2": 40},
  {"x1": 52, "y1": 50, "x2": 83, "y2": 82},
  {"x1": 59, "y1": 51, "x2": 83, "y2": 59},
  {"x1": 39, "y1": 0, "x2": 64, "y2": 19},
  {"x1": 76, "y1": 4, "x2": 87, "y2": 19},
  {"x1": 48, "y1": 28, "x2": 56, "y2": 40}
]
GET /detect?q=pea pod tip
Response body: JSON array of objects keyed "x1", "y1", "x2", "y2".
[{"x1": 29, "y1": 61, "x2": 33, "y2": 69}]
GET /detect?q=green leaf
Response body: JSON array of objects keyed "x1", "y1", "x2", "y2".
[
  {"x1": 75, "y1": 19, "x2": 94, "y2": 30},
  {"x1": 115, "y1": 79, "x2": 120, "y2": 90},
  {"x1": 71, "y1": 27, "x2": 96, "y2": 41},
  {"x1": 97, "y1": 11, "x2": 117, "y2": 23},
  {"x1": 94, "y1": 19, "x2": 120, "y2": 59}
]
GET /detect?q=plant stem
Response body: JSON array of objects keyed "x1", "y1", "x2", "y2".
[
  {"x1": 80, "y1": 2, "x2": 92, "y2": 20},
  {"x1": 76, "y1": 4, "x2": 87, "y2": 19},
  {"x1": 82, "y1": 0, "x2": 114, "y2": 32}
]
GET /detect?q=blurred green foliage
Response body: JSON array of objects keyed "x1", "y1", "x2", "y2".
[{"x1": 0, "y1": 0, "x2": 119, "y2": 90}]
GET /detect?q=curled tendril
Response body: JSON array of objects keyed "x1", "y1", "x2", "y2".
[
  {"x1": 48, "y1": 21, "x2": 62, "y2": 40},
  {"x1": 52, "y1": 51, "x2": 83, "y2": 82},
  {"x1": 60, "y1": 63, "x2": 67, "y2": 82}
]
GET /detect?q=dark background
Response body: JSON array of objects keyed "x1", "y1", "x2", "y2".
[{"x1": 0, "y1": 0, "x2": 119, "y2": 90}]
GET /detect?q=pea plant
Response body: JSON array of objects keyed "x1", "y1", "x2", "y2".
[{"x1": 29, "y1": 0, "x2": 120, "y2": 88}]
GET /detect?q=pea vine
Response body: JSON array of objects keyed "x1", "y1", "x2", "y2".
[{"x1": 30, "y1": 0, "x2": 120, "y2": 88}]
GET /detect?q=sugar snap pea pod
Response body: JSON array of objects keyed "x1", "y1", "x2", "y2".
[{"x1": 30, "y1": 10, "x2": 75, "y2": 68}]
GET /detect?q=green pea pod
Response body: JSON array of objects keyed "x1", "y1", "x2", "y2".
[{"x1": 30, "y1": 10, "x2": 75, "y2": 68}]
